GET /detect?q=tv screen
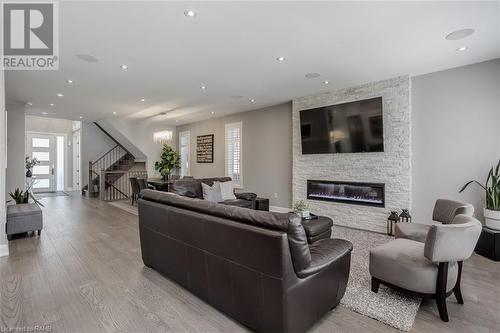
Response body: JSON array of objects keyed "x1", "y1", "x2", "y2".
[{"x1": 300, "y1": 97, "x2": 384, "y2": 154}]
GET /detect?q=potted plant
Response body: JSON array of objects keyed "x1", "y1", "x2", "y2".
[
  {"x1": 154, "y1": 144, "x2": 181, "y2": 181},
  {"x1": 294, "y1": 199, "x2": 310, "y2": 218},
  {"x1": 25, "y1": 156, "x2": 39, "y2": 178},
  {"x1": 9, "y1": 188, "x2": 29, "y2": 204},
  {"x1": 460, "y1": 159, "x2": 500, "y2": 230}
]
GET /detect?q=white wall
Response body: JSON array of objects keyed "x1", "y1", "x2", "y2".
[
  {"x1": 25, "y1": 116, "x2": 74, "y2": 190},
  {"x1": 0, "y1": 69, "x2": 7, "y2": 257},
  {"x1": 6, "y1": 102, "x2": 26, "y2": 195},
  {"x1": 412, "y1": 59, "x2": 500, "y2": 223}
]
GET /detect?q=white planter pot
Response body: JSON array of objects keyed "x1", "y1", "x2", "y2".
[
  {"x1": 298, "y1": 210, "x2": 310, "y2": 218},
  {"x1": 484, "y1": 208, "x2": 500, "y2": 230}
]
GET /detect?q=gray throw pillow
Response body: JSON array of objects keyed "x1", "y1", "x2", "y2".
[{"x1": 201, "y1": 182, "x2": 223, "y2": 202}]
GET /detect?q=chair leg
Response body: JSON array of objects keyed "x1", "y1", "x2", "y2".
[
  {"x1": 435, "y1": 295, "x2": 449, "y2": 322},
  {"x1": 37, "y1": 230, "x2": 41, "y2": 236},
  {"x1": 454, "y1": 261, "x2": 464, "y2": 304},
  {"x1": 435, "y1": 262, "x2": 450, "y2": 322},
  {"x1": 371, "y1": 277, "x2": 380, "y2": 293}
]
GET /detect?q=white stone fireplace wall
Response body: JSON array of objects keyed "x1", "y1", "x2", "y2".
[{"x1": 292, "y1": 76, "x2": 411, "y2": 233}]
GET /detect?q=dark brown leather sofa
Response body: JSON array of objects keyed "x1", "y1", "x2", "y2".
[
  {"x1": 169, "y1": 177, "x2": 257, "y2": 209},
  {"x1": 138, "y1": 190, "x2": 352, "y2": 332}
]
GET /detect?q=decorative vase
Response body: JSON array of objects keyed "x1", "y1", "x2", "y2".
[
  {"x1": 297, "y1": 210, "x2": 310, "y2": 218},
  {"x1": 484, "y1": 208, "x2": 500, "y2": 230},
  {"x1": 26, "y1": 169, "x2": 32, "y2": 178}
]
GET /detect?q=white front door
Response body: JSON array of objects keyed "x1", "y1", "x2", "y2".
[{"x1": 27, "y1": 133, "x2": 56, "y2": 192}]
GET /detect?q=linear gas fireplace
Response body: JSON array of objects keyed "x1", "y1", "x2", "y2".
[{"x1": 307, "y1": 180, "x2": 385, "y2": 207}]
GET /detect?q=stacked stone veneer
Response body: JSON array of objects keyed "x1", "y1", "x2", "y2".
[{"x1": 292, "y1": 76, "x2": 411, "y2": 233}]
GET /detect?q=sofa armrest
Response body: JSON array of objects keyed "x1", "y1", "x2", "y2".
[
  {"x1": 297, "y1": 239, "x2": 353, "y2": 278},
  {"x1": 234, "y1": 192, "x2": 257, "y2": 201}
]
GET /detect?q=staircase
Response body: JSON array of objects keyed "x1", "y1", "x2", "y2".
[{"x1": 82, "y1": 122, "x2": 147, "y2": 201}]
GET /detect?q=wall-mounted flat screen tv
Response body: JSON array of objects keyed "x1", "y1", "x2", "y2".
[{"x1": 300, "y1": 97, "x2": 384, "y2": 154}]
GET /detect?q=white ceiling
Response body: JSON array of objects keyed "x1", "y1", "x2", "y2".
[{"x1": 5, "y1": 1, "x2": 500, "y2": 125}]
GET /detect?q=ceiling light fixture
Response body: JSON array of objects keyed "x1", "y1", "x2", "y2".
[
  {"x1": 153, "y1": 130, "x2": 173, "y2": 144},
  {"x1": 184, "y1": 9, "x2": 197, "y2": 18},
  {"x1": 445, "y1": 28, "x2": 475, "y2": 40},
  {"x1": 323, "y1": 80, "x2": 329, "y2": 85},
  {"x1": 66, "y1": 79, "x2": 73, "y2": 84},
  {"x1": 113, "y1": 111, "x2": 117, "y2": 115},
  {"x1": 211, "y1": 111, "x2": 215, "y2": 115},
  {"x1": 26, "y1": 102, "x2": 33, "y2": 106},
  {"x1": 120, "y1": 64, "x2": 128, "y2": 70},
  {"x1": 41, "y1": 112, "x2": 48, "y2": 115},
  {"x1": 79, "y1": 116, "x2": 83, "y2": 119},
  {"x1": 200, "y1": 85, "x2": 207, "y2": 90},
  {"x1": 456, "y1": 46, "x2": 468, "y2": 52},
  {"x1": 250, "y1": 99, "x2": 255, "y2": 103},
  {"x1": 140, "y1": 98, "x2": 146, "y2": 102},
  {"x1": 276, "y1": 56, "x2": 285, "y2": 62},
  {"x1": 175, "y1": 120, "x2": 179, "y2": 123},
  {"x1": 305, "y1": 73, "x2": 320, "y2": 79},
  {"x1": 57, "y1": 93, "x2": 64, "y2": 97},
  {"x1": 49, "y1": 103, "x2": 54, "y2": 106}
]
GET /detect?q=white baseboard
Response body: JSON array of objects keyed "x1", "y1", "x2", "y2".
[
  {"x1": 269, "y1": 205, "x2": 291, "y2": 213},
  {"x1": 0, "y1": 244, "x2": 9, "y2": 257}
]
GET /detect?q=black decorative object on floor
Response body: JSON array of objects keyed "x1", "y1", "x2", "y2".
[
  {"x1": 399, "y1": 209, "x2": 412, "y2": 223},
  {"x1": 387, "y1": 211, "x2": 399, "y2": 236},
  {"x1": 475, "y1": 226, "x2": 500, "y2": 261}
]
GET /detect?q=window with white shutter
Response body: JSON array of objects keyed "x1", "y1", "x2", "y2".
[{"x1": 225, "y1": 122, "x2": 242, "y2": 188}]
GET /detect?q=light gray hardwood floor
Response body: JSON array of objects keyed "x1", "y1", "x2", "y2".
[{"x1": 1, "y1": 193, "x2": 499, "y2": 332}]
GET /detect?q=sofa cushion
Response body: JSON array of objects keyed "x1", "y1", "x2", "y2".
[
  {"x1": 297, "y1": 238, "x2": 353, "y2": 278},
  {"x1": 170, "y1": 179, "x2": 203, "y2": 198},
  {"x1": 370, "y1": 238, "x2": 458, "y2": 294},
  {"x1": 202, "y1": 182, "x2": 223, "y2": 202},
  {"x1": 220, "y1": 199, "x2": 253, "y2": 209}
]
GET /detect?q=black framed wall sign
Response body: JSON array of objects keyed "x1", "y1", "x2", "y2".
[{"x1": 196, "y1": 134, "x2": 214, "y2": 163}]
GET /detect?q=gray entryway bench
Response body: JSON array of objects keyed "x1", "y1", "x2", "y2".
[{"x1": 6, "y1": 203, "x2": 43, "y2": 240}]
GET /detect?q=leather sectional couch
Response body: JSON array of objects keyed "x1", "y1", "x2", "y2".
[
  {"x1": 169, "y1": 177, "x2": 257, "y2": 209},
  {"x1": 138, "y1": 190, "x2": 352, "y2": 332}
]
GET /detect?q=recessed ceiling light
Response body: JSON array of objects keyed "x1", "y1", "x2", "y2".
[
  {"x1": 456, "y1": 46, "x2": 468, "y2": 52},
  {"x1": 79, "y1": 116, "x2": 83, "y2": 119},
  {"x1": 276, "y1": 56, "x2": 286, "y2": 62},
  {"x1": 305, "y1": 73, "x2": 320, "y2": 79},
  {"x1": 57, "y1": 93, "x2": 64, "y2": 97},
  {"x1": 323, "y1": 80, "x2": 329, "y2": 85},
  {"x1": 445, "y1": 28, "x2": 475, "y2": 40},
  {"x1": 175, "y1": 119, "x2": 179, "y2": 123},
  {"x1": 76, "y1": 54, "x2": 99, "y2": 62},
  {"x1": 120, "y1": 64, "x2": 128, "y2": 70},
  {"x1": 250, "y1": 99, "x2": 255, "y2": 103},
  {"x1": 113, "y1": 111, "x2": 117, "y2": 115},
  {"x1": 140, "y1": 98, "x2": 146, "y2": 102},
  {"x1": 200, "y1": 85, "x2": 207, "y2": 90},
  {"x1": 66, "y1": 79, "x2": 73, "y2": 84},
  {"x1": 184, "y1": 10, "x2": 197, "y2": 18},
  {"x1": 49, "y1": 103, "x2": 54, "y2": 106},
  {"x1": 26, "y1": 102, "x2": 33, "y2": 106},
  {"x1": 211, "y1": 111, "x2": 215, "y2": 115},
  {"x1": 41, "y1": 112, "x2": 48, "y2": 115}
]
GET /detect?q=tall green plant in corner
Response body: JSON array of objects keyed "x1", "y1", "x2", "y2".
[
  {"x1": 460, "y1": 158, "x2": 500, "y2": 230},
  {"x1": 154, "y1": 144, "x2": 180, "y2": 181}
]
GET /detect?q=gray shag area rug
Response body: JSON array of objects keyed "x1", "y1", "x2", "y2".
[{"x1": 334, "y1": 225, "x2": 421, "y2": 331}]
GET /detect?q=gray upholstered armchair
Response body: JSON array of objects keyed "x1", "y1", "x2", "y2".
[
  {"x1": 395, "y1": 199, "x2": 474, "y2": 243},
  {"x1": 370, "y1": 214, "x2": 482, "y2": 321}
]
